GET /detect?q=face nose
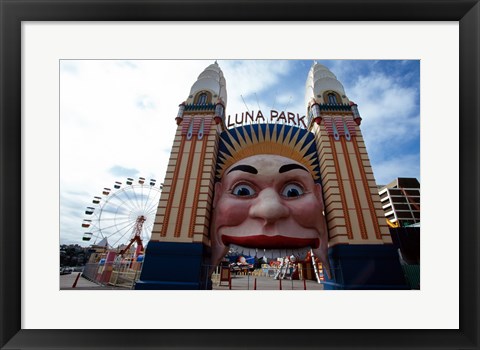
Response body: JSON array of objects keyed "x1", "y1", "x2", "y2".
[{"x1": 249, "y1": 188, "x2": 289, "y2": 224}]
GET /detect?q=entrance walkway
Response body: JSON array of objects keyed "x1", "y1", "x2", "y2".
[{"x1": 212, "y1": 275, "x2": 324, "y2": 290}]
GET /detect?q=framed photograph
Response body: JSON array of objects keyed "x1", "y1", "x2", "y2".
[{"x1": 1, "y1": 0, "x2": 479, "y2": 349}]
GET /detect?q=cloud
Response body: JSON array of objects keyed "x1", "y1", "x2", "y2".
[
  {"x1": 371, "y1": 153, "x2": 421, "y2": 186},
  {"x1": 220, "y1": 60, "x2": 295, "y2": 116},
  {"x1": 221, "y1": 60, "x2": 292, "y2": 97},
  {"x1": 60, "y1": 191, "x2": 93, "y2": 244},
  {"x1": 60, "y1": 60, "x2": 206, "y2": 245},
  {"x1": 109, "y1": 165, "x2": 140, "y2": 178},
  {"x1": 312, "y1": 60, "x2": 420, "y2": 188},
  {"x1": 275, "y1": 93, "x2": 295, "y2": 109},
  {"x1": 135, "y1": 95, "x2": 156, "y2": 110}
]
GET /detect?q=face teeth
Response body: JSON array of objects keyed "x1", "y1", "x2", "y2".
[
  {"x1": 229, "y1": 244, "x2": 255, "y2": 257},
  {"x1": 228, "y1": 244, "x2": 310, "y2": 260}
]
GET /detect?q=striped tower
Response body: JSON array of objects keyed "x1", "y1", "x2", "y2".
[
  {"x1": 136, "y1": 62, "x2": 227, "y2": 290},
  {"x1": 305, "y1": 62, "x2": 407, "y2": 289}
]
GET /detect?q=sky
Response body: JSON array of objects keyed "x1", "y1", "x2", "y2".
[{"x1": 60, "y1": 59, "x2": 420, "y2": 247}]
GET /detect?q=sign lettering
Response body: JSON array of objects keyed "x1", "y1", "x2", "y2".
[{"x1": 226, "y1": 110, "x2": 307, "y2": 129}]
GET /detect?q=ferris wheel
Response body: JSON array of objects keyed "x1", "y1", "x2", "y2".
[{"x1": 81, "y1": 176, "x2": 162, "y2": 255}]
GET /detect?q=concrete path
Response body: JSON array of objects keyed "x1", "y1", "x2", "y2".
[{"x1": 60, "y1": 272, "x2": 128, "y2": 290}]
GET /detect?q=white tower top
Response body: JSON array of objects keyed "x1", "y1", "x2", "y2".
[
  {"x1": 187, "y1": 61, "x2": 227, "y2": 107},
  {"x1": 305, "y1": 62, "x2": 349, "y2": 110}
]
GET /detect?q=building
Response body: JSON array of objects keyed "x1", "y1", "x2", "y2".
[
  {"x1": 135, "y1": 61, "x2": 410, "y2": 290},
  {"x1": 379, "y1": 177, "x2": 421, "y2": 228},
  {"x1": 305, "y1": 63, "x2": 392, "y2": 245}
]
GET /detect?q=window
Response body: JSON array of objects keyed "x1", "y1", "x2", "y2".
[
  {"x1": 327, "y1": 93, "x2": 337, "y2": 104},
  {"x1": 197, "y1": 93, "x2": 208, "y2": 105}
]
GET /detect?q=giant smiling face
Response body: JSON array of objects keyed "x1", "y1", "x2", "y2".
[{"x1": 211, "y1": 154, "x2": 329, "y2": 276}]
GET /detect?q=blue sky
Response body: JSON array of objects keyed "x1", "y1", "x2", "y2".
[{"x1": 60, "y1": 59, "x2": 420, "y2": 247}]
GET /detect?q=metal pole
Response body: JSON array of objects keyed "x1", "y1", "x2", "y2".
[
  {"x1": 205, "y1": 265, "x2": 209, "y2": 290},
  {"x1": 72, "y1": 272, "x2": 81, "y2": 288}
]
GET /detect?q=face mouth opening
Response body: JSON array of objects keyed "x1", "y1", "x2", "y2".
[
  {"x1": 222, "y1": 235, "x2": 319, "y2": 259},
  {"x1": 222, "y1": 235, "x2": 319, "y2": 249}
]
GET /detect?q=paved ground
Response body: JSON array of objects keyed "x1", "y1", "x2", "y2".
[
  {"x1": 61, "y1": 273, "x2": 324, "y2": 290},
  {"x1": 213, "y1": 275, "x2": 324, "y2": 290},
  {"x1": 60, "y1": 272, "x2": 129, "y2": 290}
]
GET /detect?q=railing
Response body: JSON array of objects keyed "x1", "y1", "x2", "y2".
[
  {"x1": 184, "y1": 103, "x2": 216, "y2": 112},
  {"x1": 79, "y1": 262, "x2": 350, "y2": 290},
  {"x1": 206, "y1": 264, "x2": 329, "y2": 290},
  {"x1": 318, "y1": 103, "x2": 352, "y2": 112}
]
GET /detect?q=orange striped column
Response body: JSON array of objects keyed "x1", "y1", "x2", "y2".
[
  {"x1": 151, "y1": 115, "x2": 220, "y2": 244},
  {"x1": 311, "y1": 114, "x2": 389, "y2": 246}
]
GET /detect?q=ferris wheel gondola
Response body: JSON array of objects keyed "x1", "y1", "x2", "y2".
[{"x1": 81, "y1": 176, "x2": 162, "y2": 255}]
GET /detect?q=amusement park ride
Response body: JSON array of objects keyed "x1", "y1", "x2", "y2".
[{"x1": 80, "y1": 177, "x2": 162, "y2": 285}]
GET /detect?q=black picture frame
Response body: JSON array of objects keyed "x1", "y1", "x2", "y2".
[{"x1": 1, "y1": 1, "x2": 479, "y2": 349}]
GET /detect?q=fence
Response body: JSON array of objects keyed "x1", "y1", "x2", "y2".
[
  {"x1": 80, "y1": 261, "x2": 418, "y2": 290},
  {"x1": 82, "y1": 261, "x2": 143, "y2": 289}
]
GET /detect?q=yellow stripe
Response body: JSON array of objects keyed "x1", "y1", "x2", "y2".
[
  {"x1": 341, "y1": 137, "x2": 368, "y2": 239},
  {"x1": 352, "y1": 136, "x2": 383, "y2": 239},
  {"x1": 174, "y1": 138, "x2": 196, "y2": 238},
  {"x1": 161, "y1": 134, "x2": 186, "y2": 237},
  {"x1": 329, "y1": 137, "x2": 353, "y2": 240},
  {"x1": 189, "y1": 137, "x2": 208, "y2": 238}
]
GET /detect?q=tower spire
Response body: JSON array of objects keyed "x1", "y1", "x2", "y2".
[
  {"x1": 137, "y1": 62, "x2": 228, "y2": 290},
  {"x1": 187, "y1": 62, "x2": 227, "y2": 108}
]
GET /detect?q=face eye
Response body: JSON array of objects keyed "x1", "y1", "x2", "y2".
[
  {"x1": 281, "y1": 183, "x2": 304, "y2": 198},
  {"x1": 231, "y1": 184, "x2": 256, "y2": 197}
]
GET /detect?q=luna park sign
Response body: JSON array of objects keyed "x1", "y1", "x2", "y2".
[{"x1": 226, "y1": 110, "x2": 307, "y2": 129}]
